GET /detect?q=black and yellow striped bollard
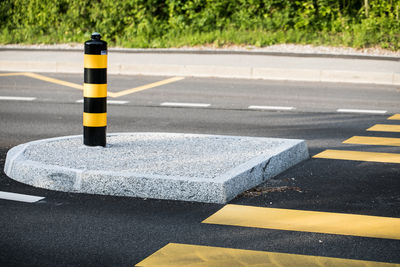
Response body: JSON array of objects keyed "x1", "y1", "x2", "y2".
[{"x1": 83, "y1": 32, "x2": 107, "y2": 146}]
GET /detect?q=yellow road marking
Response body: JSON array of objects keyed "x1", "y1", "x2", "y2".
[
  {"x1": 0, "y1": 72, "x2": 31, "y2": 77},
  {"x1": 343, "y1": 136, "x2": 400, "y2": 146},
  {"x1": 388, "y1": 114, "x2": 400, "y2": 120},
  {"x1": 202, "y1": 204, "x2": 400, "y2": 240},
  {"x1": 313, "y1": 149, "x2": 400, "y2": 164},
  {"x1": 83, "y1": 112, "x2": 107, "y2": 127},
  {"x1": 136, "y1": 243, "x2": 400, "y2": 267},
  {"x1": 110, "y1": 76, "x2": 185, "y2": 98},
  {"x1": 0, "y1": 72, "x2": 184, "y2": 98},
  {"x1": 367, "y1": 124, "x2": 400, "y2": 132},
  {"x1": 24, "y1": 72, "x2": 83, "y2": 90}
]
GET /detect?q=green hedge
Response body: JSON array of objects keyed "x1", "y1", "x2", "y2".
[{"x1": 1, "y1": 0, "x2": 399, "y2": 49}]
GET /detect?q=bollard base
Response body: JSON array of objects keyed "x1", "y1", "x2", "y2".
[{"x1": 83, "y1": 126, "x2": 106, "y2": 147}]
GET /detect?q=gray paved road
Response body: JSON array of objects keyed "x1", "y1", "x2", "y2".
[
  {"x1": 1, "y1": 72, "x2": 400, "y2": 112},
  {"x1": 0, "y1": 73, "x2": 399, "y2": 266}
]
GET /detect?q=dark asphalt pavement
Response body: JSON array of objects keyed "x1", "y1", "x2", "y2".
[{"x1": 0, "y1": 73, "x2": 399, "y2": 266}]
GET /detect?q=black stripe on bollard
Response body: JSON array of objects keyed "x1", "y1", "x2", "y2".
[
  {"x1": 83, "y1": 126, "x2": 107, "y2": 147},
  {"x1": 84, "y1": 97, "x2": 107, "y2": 113},
  {"x1": 83, "y1": 32, "x2": 107, "y2": 147},
  {"x1": 84, "y1": 68, "x2": 107, "y2": 84},
  {"x1": 84, "y1": 42, "x2": 107, "y2": 55}
]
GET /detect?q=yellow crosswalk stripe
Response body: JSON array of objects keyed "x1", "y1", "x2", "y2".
[
  {"x1": 367, "y1": 124, "x2": 400, "y2": 132},
  {"x1": 343, "y1": 136, "x2": 400, "y2": 146},
  {"x1": 388, "y1": 114, "x2": 400, "y2": 120},
  {"x1": 313, "y1": 149, "x2": 400, "y2": 164},
  {"x1": 136, "y1": 243, "x2": 400, "y2": 266},
  {"x1": 202, "y1": 204, "x2": 400, "y2": 240}
]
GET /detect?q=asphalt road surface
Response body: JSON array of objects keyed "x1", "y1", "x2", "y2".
[{"x1": 0, "y1": 72, "x2": 399, "y2": 266}]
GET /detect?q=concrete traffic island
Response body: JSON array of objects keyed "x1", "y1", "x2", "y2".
[{"x1": 4, "y1": 133, "x2": 308, "y2": 203}]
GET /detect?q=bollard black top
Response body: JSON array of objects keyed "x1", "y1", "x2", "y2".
[
  {"x1": 85, "y1": 32, "x2": 107, "y2": 55},
  {"x1": 91, "y1": 32, "x2": 101, "y2": 40}
]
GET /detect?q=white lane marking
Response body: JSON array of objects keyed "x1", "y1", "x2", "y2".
[
  {"x1": 248, "y1": 105, "x2": 295, "y2": 111},
  {"x1": 108, "y1": 100, "x2": 129, "y2": 105},
  {"x1": 75, "y1": 99, "x2": 129, "y2": 104},
  {"x1": 337, "y1": 109, "x2": 387, "y2": 114},
  {"x1": 0, "y1": 96, "x2": 36, "y2": 101},
  {"x1": 160, "y1": 102, "x2": 211, "y2": 108},
  {"x1": 0, "y1": 191, "x2": 44, "y2": 203}
]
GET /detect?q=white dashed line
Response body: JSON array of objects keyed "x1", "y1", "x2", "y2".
[
  {"x1": 0, "y1": 96, "x2": 36, "y2": 101},
  {"x1": 107, "y1": 100, "x2": 129, "y2": 105},
  {"x1": 160, "y1": 102, "x2": 211, "y2": 108},
  {"x1": 0, "y1": 191, "x2": 44, "y2": 203},
  {"x1": 76, "y1": 99, "x2": 129, "y2": 104},
  {"x1": 248, "y1": 105, "x2": 295, "y2": 111},
  {"x1": 337, "y1": 109, "x2": 387, "y2": 114}
]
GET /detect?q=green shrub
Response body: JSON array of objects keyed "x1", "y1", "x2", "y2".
[{"x1": 0, "y1": 0, "x2": 399, "y2": 50}]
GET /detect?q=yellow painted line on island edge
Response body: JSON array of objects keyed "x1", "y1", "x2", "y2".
[
  {"x1": 388, "y1": 114, "x2": 400, "y2": 120},
  {"x1": 0, "y1": 72, "x2": 184, "y2": 98},
  {"x1": 136, "y1": 243, "x2": 400, "y2": 267},
  {"x1": 343, "y1": 136, "x2": 400, "y2": 147},
  {"x1": 202, "y1": 204, "x2": 400, "y2": 240},
  {"x1": 313, "y1": 149, "x2": 400, "y2": 164},
  {"x1": 367, "y1": 124, "x2": 400, "y2": 133}
]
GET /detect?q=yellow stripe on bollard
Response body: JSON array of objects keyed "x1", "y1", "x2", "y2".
[
  {"x1": 83, "y1": 112, "x2": 107, "y2": 127},
  {"x1": 84, "y1": 54, "x2": 107, "y2": 69},
  {"x1": 83, "y1": 83, "x2": 107, "y2": 98}
]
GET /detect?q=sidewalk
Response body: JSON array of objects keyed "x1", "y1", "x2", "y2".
[{"x1": 0, "y1": 48, "x2": 399, "y2": 85}]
